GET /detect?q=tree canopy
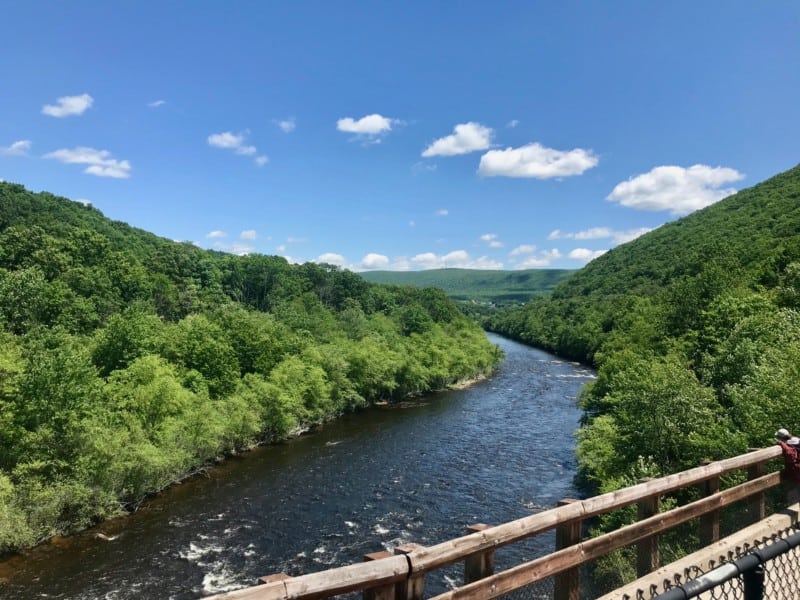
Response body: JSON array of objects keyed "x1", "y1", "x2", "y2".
[{"x1": 0, "y1": 182, "x2": 501, "y2": 555}]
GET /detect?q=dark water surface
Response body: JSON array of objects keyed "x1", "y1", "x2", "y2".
[{"x1": 0, "y1": 334, "x2": 594, "y2": 599}]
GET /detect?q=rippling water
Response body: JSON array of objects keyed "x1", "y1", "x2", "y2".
[{"x1": 0, "y1": 334, "x2": 594, "y2": 599}]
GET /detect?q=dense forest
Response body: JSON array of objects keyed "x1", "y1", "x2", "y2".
[
  {"x1": 488, "y1": 164, "x2": 800, "y2": 583},
  {"x1": 0, "y1": 182, "x2": 501, "y2": 555}
]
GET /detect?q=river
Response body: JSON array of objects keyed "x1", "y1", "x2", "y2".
[{"x1": 0, "y1": 334, "x2": 594, "y2": 599}]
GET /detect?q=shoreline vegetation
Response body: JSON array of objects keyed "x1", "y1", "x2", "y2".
[{"x1": 0, "y1": 181, "x2": 502, "y2": 559}]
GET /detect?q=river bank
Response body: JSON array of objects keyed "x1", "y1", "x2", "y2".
[{"x1": 0, "y1": 334, "x2": 593, "y2": 599}]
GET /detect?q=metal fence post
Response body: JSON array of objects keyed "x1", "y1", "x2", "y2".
[{"x1": 742, "y1": 562, "x2": 765, "y2": 600}]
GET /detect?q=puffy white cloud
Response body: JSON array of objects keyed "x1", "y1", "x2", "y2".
[
  {"x1": 206, "y1": 230, "x2": 227, "y2": 239},
  {"x1": 435, "y1": 209, "x2": 449, "y2": 216},
  {"x1": 513, "y1": 249, "x2": 562, "y2": 268},
  {"x1": 479, "y1": 143, "x2": 598, "y2": 179},
  {"x1": 0, "y1": 140, "x2": 32, "y2": 156},
  {"x1": 337, "y1": 114, "x2": 394, "y2": 135},
  {"x1": 422, "y1": 122, "x2": 493, "y2": 157},
  {"x1": 211, "y1": 240, "x2": 255, "y2": 255},
  {"x1": 548, "y1": 226, "x2": 653, "y2": 245},
  {"x1": 410, "y1": 250, "x2": 503, "y2": 270},
  {"x1": 43, "y1": 146, "x2": 131, "y2": 178},
  {"x1": 276, "y1": 118, "x2": 296, "y2": 133},
  {"x1": 316, "y1": 253, "x2": 348, "y2": 268},
  {"x1": 42, "y1": 93, "x2": 94, "y2": 117},
  {"x1": 607, "y1": 164, "x2": 744, "y2": 215},
  {"x1": 148, "y1": 100, "x2": 166, "y2": 108},
  {"x1": 619, "y1": 164, "x2": 744, "y2": 206},
  {"x1": 480, "y1": 233, "x2": 503, "y2": 248},
  {"x1": 510, "y1": 244, "x2": 536, "y2": 256},
  {"x1": 569, "y1": 248, "x2": 607, "y2": 261},
  {"x1": 361, "y1": 253, "x2": 390, "y2": 269},
  {"x1": 239, "y1": 230, "x2": 257, "y2": 240},
  {"x1": 208, "y1": 131, "x2": 267, "y2": 165}
]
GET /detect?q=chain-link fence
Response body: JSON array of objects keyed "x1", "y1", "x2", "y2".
[{"x1": 648, "y1": 528, "x2": 800, "y2": 600}]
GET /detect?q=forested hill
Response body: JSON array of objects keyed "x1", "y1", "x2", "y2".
[
  {"x1": 489, "y1": 162, "x2": 800, "y2": 491},
  {"x1": 359, "y1": 268, "x2": 573, "y2": 304},
  {"x1": 0, "y1": 182, "x2": 500, "y2": 555},
  {"x1": 488, "y1": 163, "x2": 800, "y2": 586}
]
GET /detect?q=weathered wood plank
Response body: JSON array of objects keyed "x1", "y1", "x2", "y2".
[
  {"x1": 426, "y1": 472, "x2": 780, "y2": 600},
  {"x1": 407, "y1": 447, "x2": 781, "y2": 574}
]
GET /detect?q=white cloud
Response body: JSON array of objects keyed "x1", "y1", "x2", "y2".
[
  {"x1": 1, "y1": 140, "x2": 32, "y2": 156},
  {"x1": 569, "y1": 248, "x2": 607, "y2": 261},
  {"x1": 507, "y1": 119, "x2": 520, "y2": 128},
  {"x1": 148, "y1": 100, "x2": 166, "y2": 108},
  {"x1": 548, "y1": 226, "x2": 653, "y2": 245},
  {"x1": 422, "y1": 122, "x2": 493, "y2": 157},
  {"x1": 479, "y1": 143, "x2": 598, "y2": 179},
  {"x1": 513, "y1": 249, "x2": 562, "y2": 268},
  {"x1": 480, "y1": 233, "x2": 504, "y2": 248},
  {"x1": 42, "y1": 93, "x2": 94, "y2": 117},
  {"x1": 276, "y1": 118, "x2": 296, "y2": 133},
  {"x1": 316, "y1": 253, "x2": 348, "y2": 268},
  {"x1": 208, "y1": 131, "x2": 267, "y2": 165},
  {"x1": 361, "y1": 253, "x2": 390, "y2": 269},
  {"x1": 411, "y1": 161, "x2": 437, "y2": 174},
  {"x1": 74, "y1": 198, "x2": 92, "y2": 206},
  {"x1": 337, "y1": 114, "x2": 394, "y2": 136},
  {"x1": 410, "y1": 250, "x2": 503, "y2": 270},
  {"x1": 212, "y1": 240, "x2": 255, "y2": 255},
  {"x1": 510, "y1": 244, "x2": 536, "y2": 256},
  {"x1": 276, "y1": 244, "x2": 287, "y2": 252},
  {"x1": 208, "y1": 132, "x2": 245, "y2": 149},
  {"x1": 435, "y1": 209, "x2": 449, "y2": 216},
  {"x1": 206, "y1": 230, "x2": 227, "y2": 239},
  {"x1": 239, "y1": 230, "x2": 257, "y2": 240},
  {"x1": 43, "y1": 146, "x2": 131, "y2": 178},
  {"x1": 607, "y1": 164, "x2": 744, "y2": 215}
]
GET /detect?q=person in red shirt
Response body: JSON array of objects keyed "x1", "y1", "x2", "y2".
[{"x1": 775, "y1": 427, "x2": 800, "y2": 504}]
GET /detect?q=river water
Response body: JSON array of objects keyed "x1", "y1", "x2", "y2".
[{"x1": 0, "y1": 334, "x2": 594, "y2": 599}]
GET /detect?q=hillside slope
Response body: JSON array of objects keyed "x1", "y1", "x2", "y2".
[
  {"x1": 0, "y1": 182, "x2": 501, "y2": 555},
  {"x1": 488, "y1": 162, "x2": 800, "y2": 588}
]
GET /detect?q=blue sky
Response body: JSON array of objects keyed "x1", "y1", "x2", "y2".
[{"x1": 1, "y1": 1, "x2": 798, "y2": 271}]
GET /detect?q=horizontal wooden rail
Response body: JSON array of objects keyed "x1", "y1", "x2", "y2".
[
  {"x1": 427, "y1": 471, "x2": 781, "y2": 600},
  {"x1": 206, "y1": 446, "x2": 784, "y2": 600}
]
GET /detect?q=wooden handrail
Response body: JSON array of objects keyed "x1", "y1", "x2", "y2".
[{"x1": 206, "y1": 446, "x2": 784, "y2": 600}]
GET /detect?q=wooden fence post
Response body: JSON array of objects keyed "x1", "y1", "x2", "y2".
[
  {"x1": 636, "y1": 481, "x2": 660, "y2": 578},
  {"x1": 394, "y1": 543, "x2": 425, "y2": 600},
  {"x1": 554, "y1": 499, "x2": 581, "y2": 600},
  {"x1": 747, "y1": 449, "x2": 766, "y2": 524},
  {"x1": 698, "y1": 461, "x2": 720, "y2": 546},
  {"x1": 363, "y1": 551, "x2": 396, "y2": 600},
  {"x1": 464, "y1": 523, "x2": 495, "y2": 584}
]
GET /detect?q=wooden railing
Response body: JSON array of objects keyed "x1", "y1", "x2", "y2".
[{"x1": 208, "y1": 446, "x2": 786, "y2": 600}]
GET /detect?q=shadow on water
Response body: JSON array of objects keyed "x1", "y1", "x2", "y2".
[{"x1": 0, "y1": 334, "x2": 595, "y2": 599}]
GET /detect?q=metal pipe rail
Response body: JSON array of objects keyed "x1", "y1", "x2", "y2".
[{"x1": 207, "y1": 445, "x2": 785, "y2": 600}]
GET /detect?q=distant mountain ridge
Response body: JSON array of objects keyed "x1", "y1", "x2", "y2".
[{"x1": 359, "y1": 268, "x2": 573, "y2": 304}]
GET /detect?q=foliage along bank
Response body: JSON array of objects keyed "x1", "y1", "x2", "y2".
[
  {"x1": 0, "y1": 182, "x2": 501, "y2": 555},
  {"x1": 487, "y1": 164, "x2": 800, "y2": 585}
]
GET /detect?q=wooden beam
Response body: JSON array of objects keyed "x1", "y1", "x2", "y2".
[
  {"x1": 364, "y1": 551, "x2": 396, "y2": 600},
  {"x1": 426, "y1": 472, "x2": 780, "y2": 600},
  {"x1": 636, "y1": 483, "x2": 659, "y2": 578},
  {"x1": 554, "y1": 500, "x2": 581, "y2": 600},
  {"x1": 698, "y1": 460, "x2": 720, "y2": 546},
  {"x1": 406, "y1": 447, "x2": 782, "y2": 574},
  {"x1": 464, "y1": 524, "x2": 495, "y2": 584},
  {"x1": 747, "y1": 448, "x2": 767, "y2": 523},
  {"x1": 394, "y1": 544, "x2": 425, "y2": 600}
]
